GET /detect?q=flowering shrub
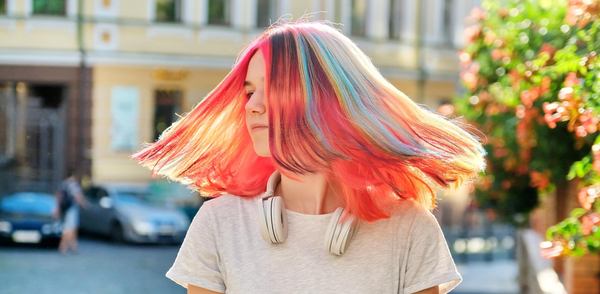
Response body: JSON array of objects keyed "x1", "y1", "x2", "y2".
[{"x1": 454, "y1": 0, "x2": 599, "y2": 256}]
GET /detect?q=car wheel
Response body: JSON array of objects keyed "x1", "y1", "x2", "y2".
[{"x1": 110, "y1": 222, "x2": 125, "y2": 243}]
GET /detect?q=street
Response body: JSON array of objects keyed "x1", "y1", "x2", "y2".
[{"x1": 0, "y1": 234, "x2": 183, "y2": 294}]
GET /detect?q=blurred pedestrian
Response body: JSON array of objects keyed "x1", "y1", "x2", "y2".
[
  {"x1": 53, "y1": 168, "x2": 89, "y2": 255},
  {"x1": 133, "y1": 18, "x2": 487, "y2": 294}
]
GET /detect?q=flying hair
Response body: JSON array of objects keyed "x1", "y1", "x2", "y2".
[{"x1": 131, "y1": 17, "x2": 488, "y2": 222}]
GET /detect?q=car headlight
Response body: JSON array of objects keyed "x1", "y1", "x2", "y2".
[
  {"x1": 0, "y1": 220, "x2": 11, "y2": 233},
  {"x1": 132, "y1": 220, "x2": 155, "y2": 235},
  {"x1": 42, "y1": 222, "x2": 62, "y2": 234},
  {"x1": 42, "y1": 224, "x2": 51, "y2": 234}
]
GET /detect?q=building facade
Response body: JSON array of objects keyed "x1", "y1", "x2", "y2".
[{"x1": 0, "y1": 0, "x2": 481, "y2": 191}]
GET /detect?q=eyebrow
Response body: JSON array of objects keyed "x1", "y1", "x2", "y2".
[{"x1": 244, "y1": 77, "x2": 264, "y2": 87}]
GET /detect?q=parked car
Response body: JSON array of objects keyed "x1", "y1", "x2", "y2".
[
  {"x1": 79, "y1": 184, "x2": 190, "y2": 244},
  {"x1": 0, "y1": 192, "x2": 62, "y2": 246}
]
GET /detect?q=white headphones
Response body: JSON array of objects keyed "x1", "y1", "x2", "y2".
[{"x1": 256, "y1": 170, "x2": 360, "y2": 256}]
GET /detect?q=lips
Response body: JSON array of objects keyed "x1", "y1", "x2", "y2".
[{"x1": 250, "y1": 124, "x2": 268, "y2": 131}]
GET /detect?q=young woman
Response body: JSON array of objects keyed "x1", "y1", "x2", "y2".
[{"x1": 133, "y1": 19, "x2": 486, "y2": 294}]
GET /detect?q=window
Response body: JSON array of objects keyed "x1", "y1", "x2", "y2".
[
  {"x1": 153, "y1": 89, "x2": 182, "y2": 140},
  {"x1": 0, "y1": 83, "x2": 14, "y2": 161},
  {"x1": 84, "y1": 187, "x2": 108, "y2": 203},
  {"x1": 256, "y1": 0, "x2": 279, "y2": 28},
  {"x1": 442, "y1": 0, "x2": 454, "y2": 46},
  {"x1": 0, "y1": 0, "x2": 6, "y2": 14},
  {"x1": 32, "y1": 0, "x2": 66, "y2": 16},
  {"x1": 208, "y1": 0, "x2": 230, "y2": 26},
  {"x1": 155, "y1": 0, "x2": 181, "y2": 23},
  {"x1": 350, "y1": 0, "x2": 367, "y2": 37},
  {"x1": 389, "y1": 0, "x2": 402, "y2": 40}
]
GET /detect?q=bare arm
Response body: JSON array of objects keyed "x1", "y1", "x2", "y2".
[
  {"x1": 413, "y1": 285, "x2": 439, "y2": 294},
  {"x1": 188, "y1": 284, "x2": 223, "y2": 294},
  {"x1": 73, "y1": 192, "x2": 90, "y2": 209},
  {"x1": 52, "y1": 191, "x2": 61, "y2": 219}
]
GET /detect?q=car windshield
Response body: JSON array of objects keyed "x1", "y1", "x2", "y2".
[
  {"x1": 0, "y1": 193, "x2": 55, "y2": 216},
  {"x1": 113, "y1": 191, "x2": 148, "y2": 205}
]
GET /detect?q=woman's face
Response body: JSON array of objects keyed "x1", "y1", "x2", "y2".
[{"x1": 244, "y1": 51, "x2": 270, "y2": 157}]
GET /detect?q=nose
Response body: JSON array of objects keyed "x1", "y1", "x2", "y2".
[{"x1": 245, "y1": 90, "x2": 266, "y2": 115}]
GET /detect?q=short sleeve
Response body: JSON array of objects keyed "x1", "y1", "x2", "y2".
[
  {"x1": 67, "y1": 181, "x2": 82, "y2": 197},
  {"x1": 403, "y1": 207, "x2": 462, "y2": 294},
  {"x1": 165, "y1": 201, "x2": 226, "y2": 293}
]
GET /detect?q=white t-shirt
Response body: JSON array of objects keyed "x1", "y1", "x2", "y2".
[{"x1": 166, "y1": 194, "x2": 462, "y2": 293}]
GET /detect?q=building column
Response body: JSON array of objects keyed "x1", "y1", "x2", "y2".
[
  {"x1": 198, "y1": 0, "x2": 207, "y2": 25},
  {"x1": 235, "y1": 0, "x2": 257, "y2": 30},
  {"x1": 400, "y1": 0, "x2": 416, "y2": 44},
  {"x1": 423, "y1": 0, "x2": 444, "y2": 45},
  {"x1": 231, "y1": 0, "x2": 244, "y2": 29},
  {"x1": 366, "y1": 0, "x2": 390, "y2": 41},
  {"x1": 340, "y1": 0, "x2": 351, "y2": 35}
]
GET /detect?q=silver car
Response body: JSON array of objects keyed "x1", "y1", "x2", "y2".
[{"x1": 80, "y1": 184, "x2": 190, "y2": 244}]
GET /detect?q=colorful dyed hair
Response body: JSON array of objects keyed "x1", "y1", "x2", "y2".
[{"x1": 132, "y1": 19, "x2": 487, "y2": 222}]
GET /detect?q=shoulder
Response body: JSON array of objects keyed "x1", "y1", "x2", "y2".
[
  {"x1": 387, "y1": 199, "x2": 441, "y2": 235},
  {"x1": 198, "y1": 194, "x2": 257, "y2": 222},
  {"x1": 201, "y1": 194, "x2": 255, "y2": 211}
]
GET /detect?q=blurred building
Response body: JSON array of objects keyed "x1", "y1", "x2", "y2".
[{"x1": 0, "y1": 0, "x2": 481, "y2": 196}]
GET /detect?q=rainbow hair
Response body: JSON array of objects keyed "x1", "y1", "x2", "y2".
[{"x1": 132, "y1": 19, "x2": 487, "y2": 222}]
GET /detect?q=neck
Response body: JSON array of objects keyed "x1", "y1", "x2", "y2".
[{"x1": 274, "y1": 171, "x2": 344, "y2": 215}]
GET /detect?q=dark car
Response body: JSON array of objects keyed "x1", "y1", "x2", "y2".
[
  {"x1": 0, "y1": 192, "x2": 62, "y2": 246},
  {"x1": 79, "y1": 184, "x2": 190, "y2": 244}
]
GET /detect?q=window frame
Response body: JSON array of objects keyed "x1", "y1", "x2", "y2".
[
  {"x1": 154, "y1": 0, "x2": 182, "y2": 23},
  {"x1": 350, "y1": 0, "x2": 368, "y2": 37},
  {"x1": 31, "y1": 0, "x2": 67, "y2": 16},
  {"x1": 207, "y1": 0, "x2": 231, "y2": 26}
]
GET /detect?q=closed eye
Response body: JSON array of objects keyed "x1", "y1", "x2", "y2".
[{"x1": 245, "y1": 92, "x2": 254, "y2": 99}]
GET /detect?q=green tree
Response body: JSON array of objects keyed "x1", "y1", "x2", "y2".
[{"x1": 454, "y1": 0, "x2": 599, "y2": 257}]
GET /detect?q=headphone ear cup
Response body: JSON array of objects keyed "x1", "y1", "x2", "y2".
[
  {"x1": 257, "y1": 196, "x2": 273, "y2": 243},
  {"x1": 270, "y1": 196, "x2": 288, "y2": 243},
  {"x1": 324, "y1": 208, "x2": 358, "y2": 256},
  {"x1": 324, "y1": 208, "x2": 343, "y2": 255},
  {"x1": 258, "y1": 196, "x2": 288, "y2": 244},
  {"x1": 334, "y1": 214, "x2": 358, "y2": 255}
]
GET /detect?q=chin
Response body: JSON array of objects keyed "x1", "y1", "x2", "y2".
[{"x1": 253, "y1": 145, "x2": 271, "y2": 157}]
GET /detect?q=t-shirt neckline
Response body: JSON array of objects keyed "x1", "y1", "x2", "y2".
[{"x1": 285, "y1": 208, "x2": 336, "y2": 221}]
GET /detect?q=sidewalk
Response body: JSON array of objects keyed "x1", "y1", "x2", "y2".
[{"x1": 453, "y1": 260, "x2": 519, "y2": 294}]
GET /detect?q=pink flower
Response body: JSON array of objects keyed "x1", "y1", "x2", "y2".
[
  {"x1": 564, "y1": 72, "x2": 580, "y2": 87},
  {"x1": 459, "y1": 51, "x2": 471, "y2": 66},
  {"x1": 464, "y1": 25, "x2": 482, "y2": 43},
  {"x1": 540, "y1": 241, "x2": 564, "y2": 259},
  {"x1": 540, "y1": 77, "x2": 552, "y2": 96},
  {"x1": 558, "y1": 87, "x2": 574, "y2": 101},
  {"x1": 576, "y1": 125, "x2": 588, "y2": 137},
  {"x1": 468, "y1": 7, "x2": 486, "y2": 21},
  {"x1": 530, "y1": 171, "x2": 551, "y2": 190},
  {"x1": 578, "y1": 110, "x2": 599, "y2": 134},
  {"x1": 491, "y1": 49, "x2": 506, "y2": 61},
  {"x1": 509, "y1": 70, "x2": 522, "y2": 89},
  {"x1": 581, "y1": 213, "x2": 600, "y2": 235},
  {"x1": 543, "y1": 102, "x2": 559, "y2": 114},
  {"x1": 461, "y1": 72, "x2": 478, "y2": 91},
  {"x1": 516, "y1": 105, "x2": 526, "y2": 119},
  {"x1": 543, "y1": 102, "x2": 562, "y2": 128},
  {"x1": 539, "y1": 43, "x2": 556, "y2": 58},
  {"x1": 578, "y1": 186, "x2": 599, "y2": 210},
  {"x1": 485, "y1": 32, "x2": 498, "y2": 46},
  {"x1": 592, "y1": 145, "x2": 600, "y2": 174},
  {"x1": 520, "y1": 88, "x2": 540, "y2": 108}
]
